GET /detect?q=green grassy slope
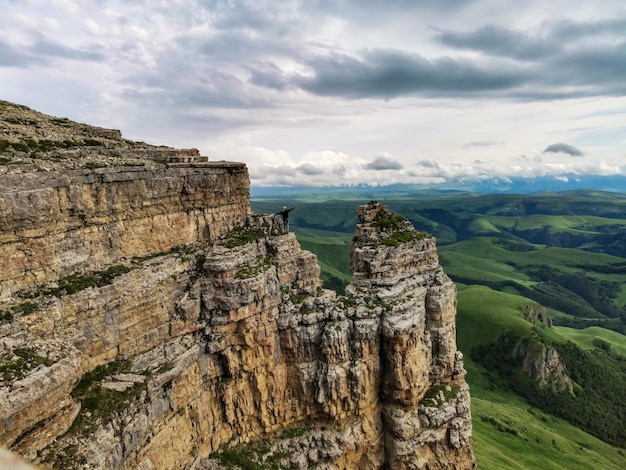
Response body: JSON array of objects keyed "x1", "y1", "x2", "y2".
[
  {"x1": 471, "y1": 386, "x2": 626, "y2": 470},
  {"x1": 440, "y1": 237, "x2": 626, "y2": 333},
  {"x1": 292, "y1": 227, "x2": 353, "y2": 293},
  {"x1": 457, "y1": 286, "x2": 626, "y2": 469},
  {"x1": 555, "y1": 326, "x2": 626, "y2": 357}
]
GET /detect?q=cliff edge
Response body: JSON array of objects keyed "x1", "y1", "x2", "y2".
[{"x1": 0, "y1": 102, "x2": 474, "y2": 469}]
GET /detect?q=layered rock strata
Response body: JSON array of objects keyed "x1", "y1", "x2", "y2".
[
  {"x1": 0, "y1": 163, "x2": 249, "y2": 300},
  {"x1": 1, "y1": 103, "x2": 474, "y2": 469}
]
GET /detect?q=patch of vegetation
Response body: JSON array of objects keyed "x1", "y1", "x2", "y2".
[
  {"x1": 525, "y1": 266, "x2": 621, "y2": 317},
  {"x1": 355, "y1": 210, "x2": 431, "y2": 247},
  {"x1": 336, "y1": 296, "x2": 357, "y2": 309},
  {"x1": 494, "y1": 239, "x2": 536, "y2": 252},
  {"x1": 38, "y1": 139, "x2": 61, "y2": 151},
  {"x1": 51, "y1": 117, "x2": 72, "y2": 126},
  {"x1": 83, "y1": 138, "x2": 103, "y2": 146},
  {"x1": 289, "y1": 292, "x2": 309, "y2": 304},
  {"x1": 0, "y1": 347, "x2": 55, "y2": 381},
  {"x1": 0, "y1": 301, "x2": 38, "y2": 324},
  {"x1": 9, "y1": 141, "x2": 30, "y2": 152},
  {"x1": 380, "y1": 229, "x2": 430, "y2": 247},
  {"x1": 0, "y1": 309, "x2": 13, "y2": 323},
  {"x1": 154, "y1": 360, "x2": 175, "y2": 375},
  {"x1": 41, "y1": 442, "x2": 88, "y2": 470},
  {"x1": 479, "y1": 415, "x2": 519, "y2": 436},
  {"x1": 279, "y1": 422, "x2": 311, "y2": 439},
  {"x1": 373, "y1": 212, "x2": 408, "y2": 232},
  {"x1": 299, "y1": 304, "x2": 315, "y2": 315},
  {"x1": 43, "y1": 265, "x2": 132, "y2": 296},
  {"x1": 364, "y1": 296, "x2": 393, "y2": 312},
  {"x1": 236, "y1": 256, "x2": 271, "y2": 279},
  {"x1": 0, "y1": 137, "x2": 82, "y2": 155},
  {"x1": 222, "y1": 226, "x2": 266, "y2": 248},
  {"x1": 592, "y1": 337, "x2": 611, "y2": 352},
  {"x1": 190, "y1": 252, "x2": 207, "y2": 282},
  {"x1": 170, "y1": 244, "x2": 198, "y2": 256},
  {"x1": 24, "y1": 138, "x2": 38, "y2": 149},
  {"x1": 210, "y1": 437, "x2": 289, "y2": 470},
  {"x1": 420, "y1": 383, "x2": 461, "y2": 408},
  {"x1": 69, "y1": 360, "x2": 147, "y2": 434},
  {"x1": 82, "y1": 162, "x2": 107, "y2": 170}
]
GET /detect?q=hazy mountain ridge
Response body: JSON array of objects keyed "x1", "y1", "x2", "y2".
[{"x1": 251, "y1": 176, "x2": 626, "y2": 199}]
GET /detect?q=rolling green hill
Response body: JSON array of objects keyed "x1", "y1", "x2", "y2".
[{"x1": 439, "y1": 238, "x2": 626, "y2": 333}]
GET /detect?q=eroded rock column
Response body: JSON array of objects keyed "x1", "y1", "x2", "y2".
[{"x1": 349, "y1": 202, "x2": 475, "y2": 469}]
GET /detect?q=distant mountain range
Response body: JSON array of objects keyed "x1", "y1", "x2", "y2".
[{"x1": 251, "y1": 174, "x2": 626, "y2": 198}]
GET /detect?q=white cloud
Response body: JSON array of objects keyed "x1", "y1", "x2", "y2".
[{"x1": 1, "y1": 0, "x2": 625, "y2": 187}]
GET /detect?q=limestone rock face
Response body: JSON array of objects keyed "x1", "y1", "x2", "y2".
[
  {"x1": 520, "y1": 342, "x2": 574, "y2": 394},
  {"x1": 1, "y1": 103, "x2": 474, "y2": 469},
  {"x1": 0, "y1": 164, "x2": 249, "y2": 300}
]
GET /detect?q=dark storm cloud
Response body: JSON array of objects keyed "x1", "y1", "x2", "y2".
[
  {"x1": 365, "y1": 155, "x2": 403, "y2": 170},
  {"x1": 201, "y1": 0, "x2": 293, "y2": 35},
  {"x1": 122, "y1": 66, "x2": 272, "y2": 111},
  {"x1": 436, "y1": 25, "x2": 553, "y2": 60},
  {"x1": 248, "y1": 62, "x2": 291, "y2": 90},
  {"x1": 543, "y1": 143, "x2": 584, "y2": 156},
  {"x1": 302, "y1": 0, "x2": 469, "y2": 20},
  {"x1": 0, "y1": 39, "x2": 41, "y2": 67},
  {"x1": 29, "y1": 35, "x2": 105, "y2": 62},
  {"x1": 550, "y1": 43, "x2": 626, "y2": 90},
  {"x1": 548, "y1": 18, "x2": 626, "y2": 42},
  {"x1": 297, "y1": 163, "x2": 325, "y2": 175},
  {"x1": 435, "y1": 18, "x2": 626, "y2": 61},
  {"x1": 291, "y1": 50, "x2": 524, "y2": 99},
  {"x1": 433, "y1": 18, "x2": 626, "y2": 98},
  {"x1": 279, "y1": 14, "x2": 626, "y2": 100},
  {"x1": 1, "y1": 34, "x2": 105, "y2": 68},
  {"x1": 416, "y1": 160, "x2": 440, "y2": 169}
]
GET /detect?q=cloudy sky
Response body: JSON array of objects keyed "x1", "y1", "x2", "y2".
[{"x1": 2, "y1": 0, "x2": 625, "y2": 187}]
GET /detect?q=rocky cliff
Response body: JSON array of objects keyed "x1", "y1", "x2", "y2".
[{"x1": 1, "y1": 102, "x2": 475, "y2": 469}]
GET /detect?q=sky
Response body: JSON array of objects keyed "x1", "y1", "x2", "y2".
[{"x1": 2, "y1": 0, "x2": 626, "y2": 187}]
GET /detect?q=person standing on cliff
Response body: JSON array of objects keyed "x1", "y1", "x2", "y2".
[{"x1": 278, "y1": 205, "x2": 296, "y2": 232}]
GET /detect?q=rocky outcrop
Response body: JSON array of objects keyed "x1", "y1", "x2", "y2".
[
  {"x1": 517, "y1": 304, "x2": 571, "y2": 393},
  {"x1": 522, "y1": 304, "x2": 553, "y2": 329},
  {"x1": 349, "y1": 203, "x2": 473, "y2": 469},
  {"x1": 1, "y1": 102, "x2": 474, "y2": 469},
  {"x1": 519, "y1": 342, "x2": 573, "y2": 394}
]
